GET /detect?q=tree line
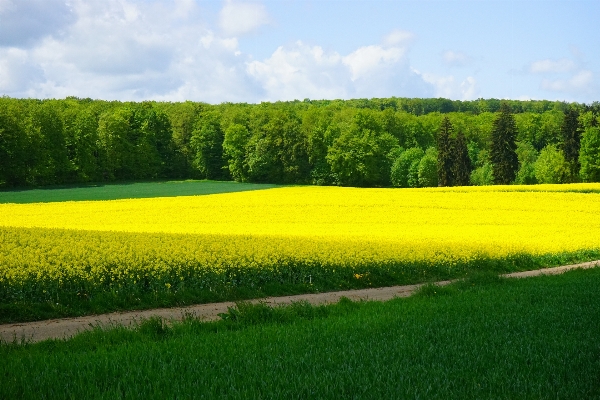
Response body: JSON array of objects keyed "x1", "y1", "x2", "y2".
[{"x1": 1, "y1": 96, "x2": 599, "y2": 188}]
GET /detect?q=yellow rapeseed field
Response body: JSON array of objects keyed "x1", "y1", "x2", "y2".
[
  {"x1": 2, "y1": 184, "x2": 600, "y2": 252},
  {"x1": 1, "y1": 183, "x2": 600, "y2": 300}
]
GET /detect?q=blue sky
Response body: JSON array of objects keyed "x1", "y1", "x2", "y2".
[{"x1": 0, "y1": 0, "x2": 598, "y2": 103}]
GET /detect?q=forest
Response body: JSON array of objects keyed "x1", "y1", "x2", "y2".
[{"x1": 0, "y1": 96, "x2": 599, "y2": 188}]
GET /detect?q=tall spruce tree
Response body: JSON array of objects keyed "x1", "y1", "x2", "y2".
[
  {"x1": 490, "y1": 102, "x2": 519, "y2": 184},
  {"x1": 437, "y1": 116, "x2": 454, "y2": 186},
  {"x1": 452, "y1": 130, "x2": 471, "y2": 186},
  {"x1": 561, "y1": 107, "x2": 582, "y2": 182}
]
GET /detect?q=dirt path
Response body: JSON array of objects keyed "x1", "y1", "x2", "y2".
[{"x1": 2, "y1": 260, "x2": 598, "y2": 343}]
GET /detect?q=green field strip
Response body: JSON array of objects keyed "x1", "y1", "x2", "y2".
[
  {"x1": 1, "y1": 268, "x2": 599, "y2": 399},
  {"x1": 0, "y1": 180, "x2": 281, "y2": 203}
]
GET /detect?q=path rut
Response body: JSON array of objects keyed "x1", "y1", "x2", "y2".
[{"x1": 2, "y1": 260, "x2": 598, "y2": 343}]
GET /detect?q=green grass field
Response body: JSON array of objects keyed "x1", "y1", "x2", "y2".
[
  {"x1": 2, "y1": 268, "x2": 599, "y2": 399},
  {"x1": 0, "y1": 180, "x2": 280, "y2": 203}
]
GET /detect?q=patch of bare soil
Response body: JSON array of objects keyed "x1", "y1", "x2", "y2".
[{"x1": 1, "y1": 260, "x2": 598, "y2": 343}]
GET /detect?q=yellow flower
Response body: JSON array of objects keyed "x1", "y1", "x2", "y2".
[{"x1": 1, "y1": 183, "x2": 599, "y2": 293}]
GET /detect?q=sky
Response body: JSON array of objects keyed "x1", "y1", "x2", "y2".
[{"x1": 0, "y1": 0, "x2": 598, "y2": 104}]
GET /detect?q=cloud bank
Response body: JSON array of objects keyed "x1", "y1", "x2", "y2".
[
  {"x1": 0, "y1": 0, "x2": 76, "y2": 47},
  {"x1": 245, "y1": 29, "x2": 434, "y2": 102},
  {"x1": 442, "y1": 50, "x2": 470, "y2": 67},
  {"x1": 219, "y1": 0, "x2": 270, "y2": 37},
  {"x1": 0, "y1": 0, "x2": 483, "y2": 102},
  {"x1": 541, "y1": 70, "x2": 594, "y2": 94},
  {"x1": 529, "y1": 56, "x2": 596, "y2": 99}
]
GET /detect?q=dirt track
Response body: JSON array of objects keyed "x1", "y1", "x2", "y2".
[{"x1": 1, "y1": 260, "x2": 598, "y2": 343}]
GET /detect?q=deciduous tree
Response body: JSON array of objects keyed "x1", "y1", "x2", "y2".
[
  {"x1": 534, "y1": 144, "x2": 567, "y2": 184},
  {"x1": 391, "y1": 147, "x2": 423, "y2": 188},
  {"x1": 579, "y1": 126, "x2": 600, "y2": 182},
  {"x1": 418, "y1": 147, "x2": 438, "y2": 187},
  {"x1": 191, "y1": 111, "x2": 228, "y2": 180}
]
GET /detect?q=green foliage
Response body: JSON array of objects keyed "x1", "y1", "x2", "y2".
[
  {"x1": 515, "y1": 163, "x2": 537, "y2": 185},
  {"x1": 579, "y1": 111, "x2": 598, "y2": 130},
  {"x1": 561, "y1": 107, "x2": 582, "y2": 182},
  {"x1": 394, "y1": 112, "x2": 428, "y2": 149},
  {"x1": 470, "y1": 163, "x2": 494, "y2": 186},
  {"x1": 437, "y1": 117, "x2": 453, "y2": 186},
  {"x1": 31, "y1": 102, "x2": 71, "y2": 185},
  {"x1": 145, "y1": 106, "x2": 176, "y2": 178},
  {"x1": 246, "y1": 108, "x2": 309, "y2": 184},
  {"x1": 391, "y1": 147, "x2": 424, "y2": 188},
  {"x1": 452, "y1": 130, "x2": 472, "y2": 186},
  {"x1": 533, "y1": 145, "x2": 567, "y2": 184},
  {"x1": 97, "y1": 107, "x2": 129, "y2": 180},
  {"x1": 413, "y1": 282, "x2": 455, "y2": 298},
  {"x1": 158, "y1": 101, "x2": 203, "y2": 178},
  {"x1": 0, "y1": 96, "x2": 594, "y2": 189},
  {"x1": 96, "y1": 104, "x2": 174, "y2": 181},
  {"x1": 418, "y1": 147, "x2": 438, "y2": 187},
  {"x1": 137, "y1": 316, "x2": 172, "y2": 340},
  {"x1": 514, "y1": 142, "x2": 538, "y2": 185},
  {"x1": 191, "y1": 111, "x2": 228, "y2": 180},
  {"x1": 304, "y1": 108, "x2": 336, "y2": 185},
  {"x1": 515, "y1": 141, "x2": 538, "y2": 167},
  {"x1": 490, "y1": 103, "x2": 519, "y2": 184},
  {"x1": 223, "y1": 123, "x2": 250, "y2": 181},
  {"x1": 467, "y1": 140, "x2": 480, "y2": 167},
  {"x1": 64, "y1": 108, "x2": 100, "y2": 182},
  {"x1": 327, "y1": 110, "x2": 398, "y2": 187},
  {"x1": 0, "y1": 100, "x2": 29, "y2": 187},
  {"x1": 218, "y1": 300, "x2": 330, "y2": 326},
  {"x1": 514, "y1": 111, "x2": 562, "y2": 152},
  {"x1": 579, "y1": 126, "x2": 600, "y2": 182},
  {"x1": 470, "y1": 149, "x2": 493, "y2": 186}
]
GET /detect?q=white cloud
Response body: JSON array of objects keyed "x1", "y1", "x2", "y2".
[
  {"x1": 421, "y1": 73, "x2": 455, "y2": 98},
  {"x1": 530, "y1": 58, "x2": 576, "y2": 73},
  {"x1": 0, "y1": 0, "x2": 262, "y2": 102},
  {"x1": 0, "y1": 0, "x2": 75, "y2": 47},
  {"x1": 246, "y1": 41, "x2": 351, "y2": 101},
  {"x1": 247, "y1": 34, "x2": 434, "y2": 102},
  {"x1": 383, "y1": 30, "x2": 414, "y2": 47},
  {"x1": 0, "y1": 47, "x2": 44, "y2": 93},
  {"x1": 541, "y1": 70, "x2": 593, "y2": 93},
  {"x1": 219, "y1": 0, "x2": 270, "y2": 37},
  {"x1": 0, "y1": 0, "x2": 435, "y2": 103},
  {"x1": 460, "y1": 76, "x2": 478, "y2": 100},
  {"x1": 421, "y1": 73, "x2": 479, "y2": 100},
  {"x1": 343, "y1": 45, "x2": 406, "y2": 81},
  {"x1": 443, "y1": 50, "x2": 469, "y2": 67},
  {"x1": 530, "y1": 56, "x2": 596, "y2": 100}
]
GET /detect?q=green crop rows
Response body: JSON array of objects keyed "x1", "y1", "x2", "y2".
[{"x1": 2, "y1": 268, "x2": 599, "y2": 399}]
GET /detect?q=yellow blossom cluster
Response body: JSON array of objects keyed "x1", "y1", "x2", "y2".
[{"x1": 1, "y1": 183, "x2": 599, "y2": 300}]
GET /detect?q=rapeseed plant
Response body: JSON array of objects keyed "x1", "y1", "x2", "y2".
[{"x1": 1, "y1": 184, "x2": 599, "y2": 304}]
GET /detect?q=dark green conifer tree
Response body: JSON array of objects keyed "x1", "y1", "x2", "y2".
[
  {"x1": 561, "y1": 107, "x2": 582, "y2": 182},
  {"x1": 437, "y1": 116, "x2": 454, "y2": 186},
  {"x1": 452, "y1": 130, "x2": 471, "y2": 186},
  {"x1": 490, "y1": 102, "x2": 519, "y2": 184}
]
